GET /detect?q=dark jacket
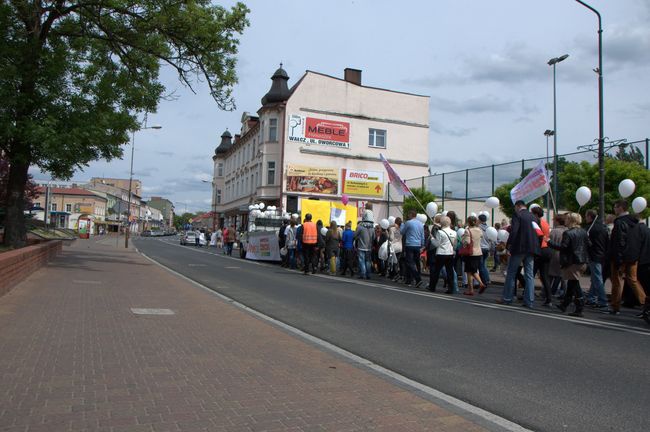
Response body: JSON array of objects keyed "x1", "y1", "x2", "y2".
[
  {"x1": 624, "y1": 222, "x2": 650, "y2": 266},
  {"x1": 609, "y1": 214, "x2": 638, "y2": 263},
  {"x1": 507, "y1": 208, "x2": 541, "y2": 256},
  {"x1": 586, "y1": 221, "x2": 608, "y2": 263},
  {"x1": 549, "y1": 227, "x2": 589, "y2": 268}
]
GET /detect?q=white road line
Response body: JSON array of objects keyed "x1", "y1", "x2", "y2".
[
  {"x1": 143, "y1": 239, "x2": 650, "y2": 337},
  {"x1": 137, "y1": 248, "x2": 532, "y2": 432}
]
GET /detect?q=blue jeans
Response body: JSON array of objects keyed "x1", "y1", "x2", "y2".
[
  {"x1": 440, "y1": 266, "x2": 459, "y2": 293},
  {"x1": 288, "y1": 249, "x2": 297, "y2": 269},
  {"x1": 357, "y1": 250, "x2": 371, "y2": 278},
  {"x1": 404, "y1": 246, "x2": 422, "y2": 283},
  {"x1": 479, "y1": 249, "x2": 491, "y2": 285},
  {"x1": 587, "y1": 261, "x2": 607, "y2": 306},
  {"x1": 503, "y1": 253, "x2": 535, "y2": 306}
]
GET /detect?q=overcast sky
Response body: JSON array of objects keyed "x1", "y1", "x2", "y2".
[{"x1": 32, "y1": 0, "x2": 650, "y2": 213}]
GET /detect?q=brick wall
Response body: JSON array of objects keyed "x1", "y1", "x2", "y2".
[{"x1": 0, "y1": 241, "x2": 63, "y2": 298}]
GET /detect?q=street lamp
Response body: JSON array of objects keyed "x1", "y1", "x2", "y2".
[
  {"x1": 575, "y1": 0, "x2": 605, "y2": 221},
  {"x1": 544, "y1": 130, "x2": 555, "y2": 221},
  {"x1": 125, "y1": 124, "x2": 162, "y2": 248},
  {"x1": 548, "y1": 54, "x2": 569, "y2": 209}
]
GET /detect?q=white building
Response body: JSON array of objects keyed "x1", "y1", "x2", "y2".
[{"x1": 212, "y1": 66, "x2": 430, "y2": 229}]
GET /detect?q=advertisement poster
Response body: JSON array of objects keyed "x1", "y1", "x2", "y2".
[
  {"x1": 246, "y1": 231, "x2": 280, "y2": 261},
  {"x1": 288, "y1": 114, "x2": 350, "y2": 149},
  {"x1": 341, "y1": 168, "x2": 384, "y2": 197},
  {"x1": 286, "y1": 164, "x2": 339, "y2": 195}
]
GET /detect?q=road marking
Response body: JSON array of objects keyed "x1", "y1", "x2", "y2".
[
  {"x1": 188, "y1": 264, "x2": 206, "y2": 267},
  {"x1": 137, "y1": 249, "x2": 532, "y2": 432},
  {"x1": 130, "y1": 308, "x2": 175, "y2": 315},
  {"x1": 224, "y1": 266, "x2": 240, "y2": 269},
  {"x1": 72, "y1": 280, "x2": 101, "y2": 285},
  {"x1": 140, "y1": 239, "x2": 650, "y2": 337}
]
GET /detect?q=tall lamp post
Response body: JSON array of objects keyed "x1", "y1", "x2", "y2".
[
  {"x1": 125, "y1": 124, "x2": 162, "y2": 248},
  {"x1": 548, "y1": 54, "x2": 569, "y2": 209},
  {"x1": 544, "y1": 130, "x2": 555, "y2": 221},
  {"x1": 575, "y1": 0, "x2": 605, "y2": 221}
]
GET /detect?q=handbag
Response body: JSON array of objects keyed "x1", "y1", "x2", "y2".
[{"x1": 458, "y1": 228, "x2": 474, "y2": 257}]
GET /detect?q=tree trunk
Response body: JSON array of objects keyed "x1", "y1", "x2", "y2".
[{"x1": 3, "y1": 159, "x2": 30, "y2": 248}]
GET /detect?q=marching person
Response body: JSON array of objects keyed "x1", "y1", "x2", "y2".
[
  {"x1": 584, "y1": 209, "x2": 609, "y2": 309},
  {"x1": 400, "y1": 210, "x2": 425, "y2": 288},
  {"x1": 428, "y1": 216, "x2": 457, "y2": 293},
  {"x1": 301, "y1": 214, "x2": 318, "y2": 275},
  {"x1": 497, "y1": 200, "x2": 541, "y2": 308},
  {"x1": 549, "y1": 213, "x2": 589, "y2": 317},
  {"x1": 461, "y1": 216, "x2": 486, "y2": 296},
  {"x1": 607, "y1": 200, "x2": 646, "y2": 315}
]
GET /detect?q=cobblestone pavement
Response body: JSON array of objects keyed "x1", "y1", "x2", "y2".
[{"x1": 0, "y1": 238, "x2": 491, "y2": 432}]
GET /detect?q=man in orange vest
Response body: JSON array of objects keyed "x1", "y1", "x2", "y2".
[{"x1": 301, "y1": 213, "x2": 318, "y2": 274}]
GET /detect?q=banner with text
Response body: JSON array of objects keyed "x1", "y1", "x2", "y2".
[
  {"x1": 246, "y1": 231, "x2": 281, "y2": 262},
  {"x1": 510, "y1": 161, "x2": 551, "y2": 204},
  {"x1": 288, "y1": 114, "x2": 350, "y2": 149},
  {"x1": 286, "y1": 164, "x2": 339, "y2": 195},
  {"x1": 341, "y1": 168, "x2": 384, "y2": 197}
]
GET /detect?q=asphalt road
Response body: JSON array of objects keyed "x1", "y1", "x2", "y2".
[{"x1": 135, "y1": 237, "x2": 650, "y2": 432}]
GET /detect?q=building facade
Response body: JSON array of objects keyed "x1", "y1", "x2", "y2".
[
  {"x1": 147, "y1": 197, "x2": 175, "y2": 230},
  {"x1": 32, "y1": 187, "x2": 107, "y2": 232},
  {"x1": 212, "y1": 66, "x2": 430, "y2": 229}
]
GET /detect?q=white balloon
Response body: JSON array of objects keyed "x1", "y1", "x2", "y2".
[
  {"x1": 457, "y1": 228, "x2": 465, "y2": 238},
  {"x1": 248, "y1": 205, "x2": 254, "y2": 211},
  {"x1": 479, "y1": 211, "x2": 490, "y2": 221},
  {"x1": 575, "y1": 186, "x2": 591, "y2": 206},
  {"x1": 388, "y1": 216, "x2": 396, "y2": 225},
  {"x1": 619, "y1": 179, "x2": 636, "y2": 198},
  {"x1": 320, "y1": 227, "x2": 328, "y2": 236},
  {"x1": 442, "y1": 210, "x2": 448, "y2": 216},
  {"x1": 470, "y1": 212, "x2": 477, "y2": 218},
  {"x1": 379, "y1": 219, "x2": 390, "y2": 229},
  {"x1": 486, "y1": 226, "x2": 498, "y2": 242},
  {"x1": 425, "y1": 202, "x2": 438, "y2": 217},
  {"x1": 292, "y1": 213, "x2": 299, "y2": 220},
  {"x1": 485, "y1": 196, "x2": 500, "y2": 209},
  {"x1": 416, "y1": 213, "x2": 427, "y2": 224},
  {"x1": 632, "y1": 196, "x2": 647, "y2": 214},
  {"x1": 529, "y1": 203, "x2": 541, "y2": 211},
  {"x1": 497, "y1": 229, "x2": 510, "y2": 243},
  {"x1": 258, "y1": 202, "x2": 265, "y2": 209}
]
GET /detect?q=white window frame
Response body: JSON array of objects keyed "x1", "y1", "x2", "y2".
[
  {"x1": 65, "y1": 203, "x2": 72, "y2": 212},
  {"x1": 369, "y1": 128, "x2": 387, "y2": 149}
]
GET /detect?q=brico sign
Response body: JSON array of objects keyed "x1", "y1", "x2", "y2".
[
  {"x1": 341, "y1": 168, "x2": 384, "y2": 198},
  {"x1": 288, "y1": 114, "x2": 350, "y2": 149}
]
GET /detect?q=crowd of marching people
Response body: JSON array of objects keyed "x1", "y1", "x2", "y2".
[{"x1": 277, "y1": 200, "x2": 650, "y2": 324}]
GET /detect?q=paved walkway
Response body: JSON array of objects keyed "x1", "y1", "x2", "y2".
[{"x1": 0, "y1": 237, "x2": 492, "y2": 432}]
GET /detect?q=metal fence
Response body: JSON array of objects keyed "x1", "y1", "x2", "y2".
[{"x1": 403, "y1": 138, "x2": 649, "y2": 222}]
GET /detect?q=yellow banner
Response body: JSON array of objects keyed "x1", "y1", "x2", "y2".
[
  {"x1": 299, "y1": 199, "x2": 357, "y2": 230},
  {"x1": 341, "y1": 168, "x2": 384, "y2": 197}
]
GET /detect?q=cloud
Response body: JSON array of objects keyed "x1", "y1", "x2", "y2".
[
  {"x1": 429, "y1": 121, "x2": 476, "y2": 137},
  {"x1": 430, "y1": 94, "x2": 512, "y2": 114},
  {"x1": 154, "y1": 151, "x2": 175, "y2": 157},
  {"x1": 574, "y1": 23, "x2": 650, "y2": 73}
]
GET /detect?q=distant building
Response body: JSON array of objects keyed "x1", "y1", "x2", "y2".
[
  {"x1": 212, "y1": 66, "x2": 430, "y2": 229},
  {"x1": 32, "y1": 187, "x2": 107, "y2": 233},
  {"x1": 147, "y1": 197, "x2": 175, "y2": 229}
]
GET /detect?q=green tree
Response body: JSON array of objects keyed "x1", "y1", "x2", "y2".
[
  {"x1": 1, "y1": 1, "x2": 249, "y2": 247},
  {"x1": 403, "y1": 187, "x2": 437, "y2": 217},
  {"x1": 558, "y1": 158, "x2": 650, "y2": 218},
  {"x1": 614, "y1": 144, "x2": 645, "y2": 166}
]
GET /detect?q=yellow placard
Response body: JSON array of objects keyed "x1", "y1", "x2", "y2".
[{"x1": 299, "y1": 199, "x2": 357, "y2": 230}]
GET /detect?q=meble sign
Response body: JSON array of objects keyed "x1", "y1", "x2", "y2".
[{"x1": 288, "y1": 114, "x2": 350, "y2": 149}]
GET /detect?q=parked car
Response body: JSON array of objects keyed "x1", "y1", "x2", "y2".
[
  {"x1": 181, "y1": 231, "x2": 197, "y2": 245},
  {"x1": 141, "y1": 230, "x2": 152, "y2": 237}
]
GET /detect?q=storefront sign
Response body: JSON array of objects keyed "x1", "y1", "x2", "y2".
[
  {"x1": 341, "y1": 169, "x2": 384, "y2": 197},
  {"x1": 288, "y1": 114, "x2": 350, "y2": 149},
  {"x1": 286, "y1": 164, "x2": 339, "y2": 195}
]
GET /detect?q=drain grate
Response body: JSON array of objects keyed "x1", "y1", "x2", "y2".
[{"x1": 130, "y1": 308, "x2": 175, "y2": 315}]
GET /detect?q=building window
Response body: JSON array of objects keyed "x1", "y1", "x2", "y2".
[
  {"x1": 216, "y1": 189, "x2": 221, "y2": 204},
  {"x1": 34, "y1": 202, "x2": 41, "y2": 209},
  {"x1": 51, "y1": 203, "x2": 57, "y2": 211},
  {"x1": 217, "y1": 162, "x2": 223, "y2": 177},
  {"x1": 369, "y1": 129, "x2": 387, "y2": 148},
  {"x1": 267, "y1": 161, "x2": 276, "y2": 185},
  {"x1": 269, "y1": 118, "x2": 278, "y2": 142},
  {"x1": 66, "y1": 204, "x2": 72, "y2": 212}
]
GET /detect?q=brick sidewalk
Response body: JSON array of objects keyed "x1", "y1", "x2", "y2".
[{"x1": 0, "y1": 238, "x2": 491, "y2": 432}]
